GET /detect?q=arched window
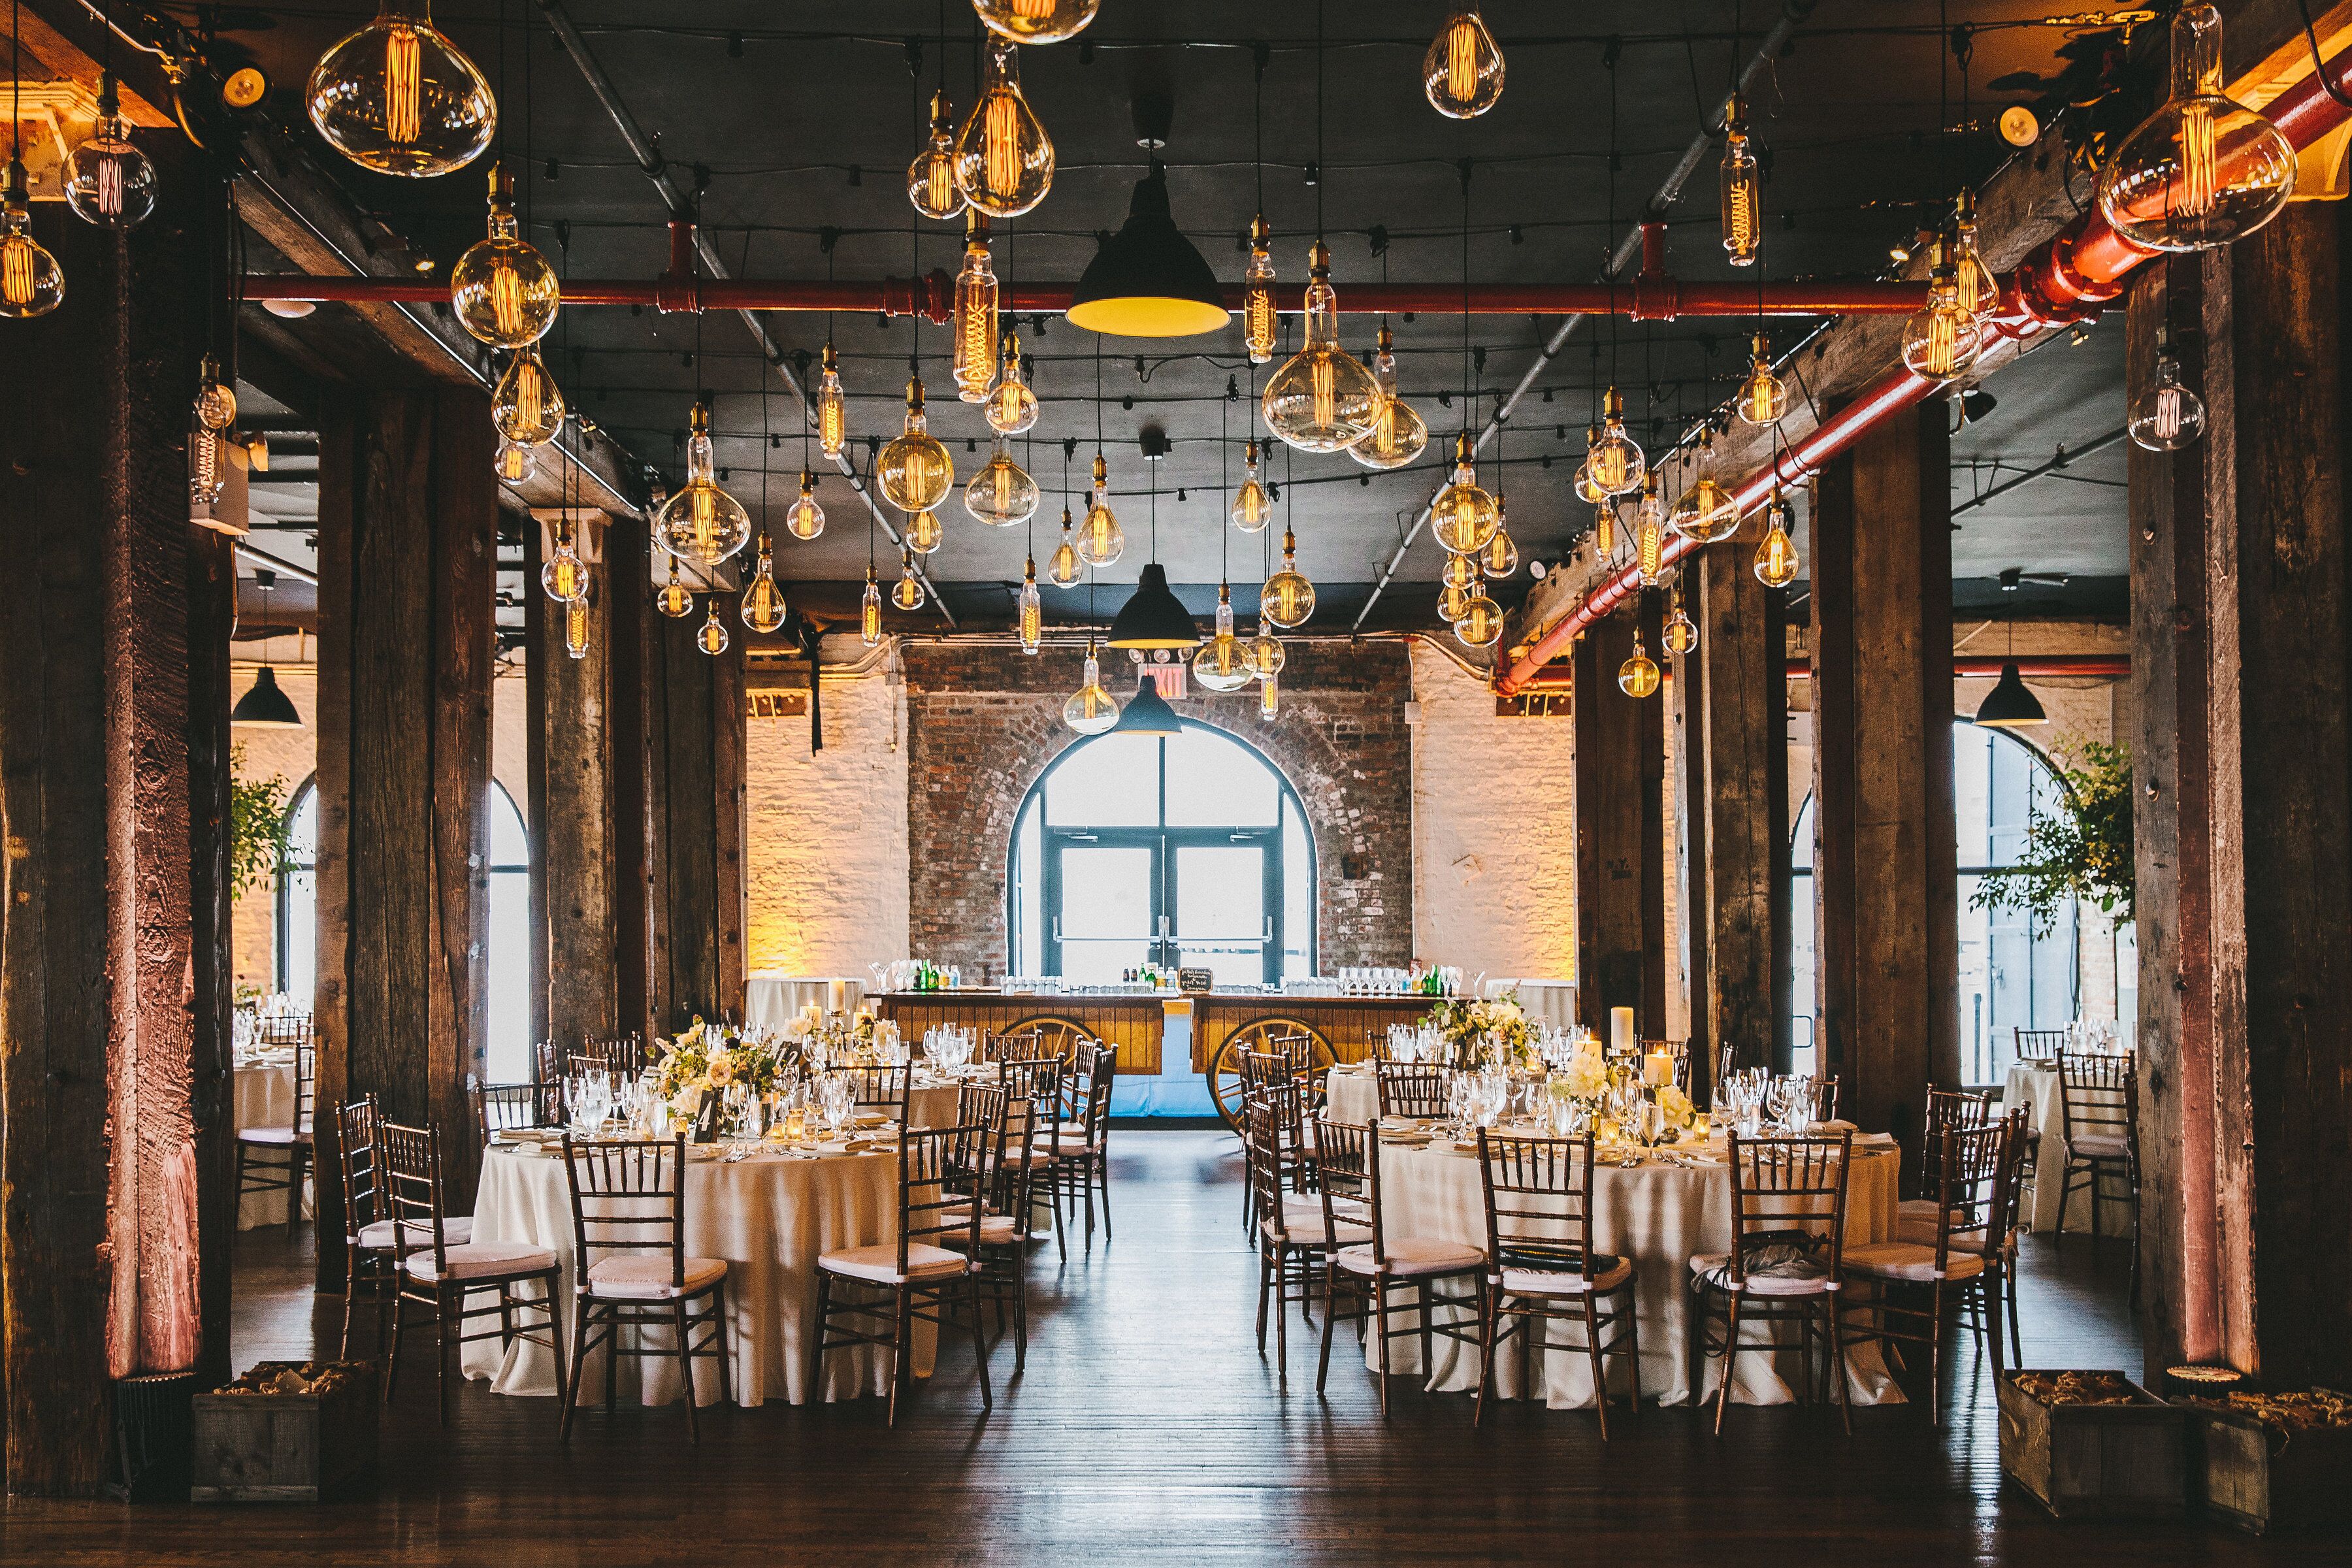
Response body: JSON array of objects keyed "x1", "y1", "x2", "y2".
[
  {"x1": 1788, "y1": 721, "x2": 2080, "y2": 1086},
  {"x1": 1007, "y1": 721, "x2": 1315, "y2": 988},
  {"x1": 277, "y1": 777, "x2": 535, "y2": 1081}
]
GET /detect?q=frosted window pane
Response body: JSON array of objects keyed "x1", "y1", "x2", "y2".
[
  {"x1": 1162, "y1": 727, "x2": 1278, "y2": 826},
  {"x1": 489, "y1": 782, "x2": 530, "y2": 867},
  {"x1": 1043, "y1": 734, "x2": 1160, "y2": 826}
]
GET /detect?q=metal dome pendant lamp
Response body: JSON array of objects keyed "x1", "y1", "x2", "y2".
[
  {"x1": 1066, "y1": 156, "x2": 1230, "y2": 338},
  {"x1": 1107, "y1": 482, "x2": 1198, "y2": 651}
]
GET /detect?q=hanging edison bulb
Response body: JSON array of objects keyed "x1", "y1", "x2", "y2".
[
  {"x1": 1720, "y1": 97, "x2": 1761, "y2": 267},
  {"x1": 1480, "y1": 503, "x2": 1519, "y2": 578},
  {"x1": 1230, "y1": 440, "x2": 1272, "y2": 532},
  {"x1": 1634, "y1": 475, "x2": 1667, "y2": 586},
  {"x1": 451, "y1": 166, "x2": 559, "y2": 348},
  {"x1": 2127, "y1": 345, "x2": 2208, "y2": 451},
  {"x1": 63, "y1": 74, "x2": 156, "y2": 231},
  {"x1": 966, "y1": 436, "x2": 1039, "y2": 525},
  {"x1": 495, "y1": 436, "x2": 536, "y2": 485},
  {"x1": 697, "y1": 599, "x2": 730, "y2": 656},
  {"x1": 1351, "y1": 320, "x2": 1429, "y2": 470},
  {"x1": 741, "y1": 538, "x2": 787, "y2": 634},
  {"x1": 1591, "y1": 501, "x2": 1618, "y2": 562},
  {"x1": 1247, "y1": 621, "x2": 1286, "y2": 680},
  {"x1": 785, "y1": 468, "x2": 826, "y2": 541},
  {"x1": 907, "y1": 90, "x2": 966, "y2": 220},
  {"x1": 1260, "y1": 668, "x2": 1280, "y2": 717},
  {"x1": 953, "y1": 213, "x2": 998, "y2": 402},
  {"x1": 861, "y1": 566, "x2": 885, "y2": 645},
  {"x1": 1948, "y1": 190, "x2": 2001, "y2": 327},
  {"x1": 893, "y1": 548, "x2": 928, "y2": 609},
  {"x1": 1669, "y1": 429, "x2": 1744, "y2": 543},
  {"x1": 1571, "y1": 423, "x2": 1607, "y2": 504},
  {"x1": 1437, "y1": 581, "x2": 1473, "y2": 623},
  {"x1": 1663, "y1": 583, "x2": 1699, "y2": 657},
  {"x1": 1430, "y1": 432, "x2": 1501, "y2": 553},
  {"x1": 193, "y1": 354, "x2": 239, "y2": 433},
  {"x1": 189, "y1": 414, "x2": 225, "y2": 507},
  {"x1": 1262, "y1": 528, "x2": 1316, "y2": 629},
  {"x1": 1262, "y1": 242, "x2": 1380, "y2": 451},
  {"x1": 974, "y1": 0, "x2": 1099, "y2": 44},
  {"x1": 1455, "y1": 593, "x2": 1503, "y2": 649},
  {"x1": 306, "y1": 1, "x2": 497, "y2": 178},
  {"x1": 1243, "y1": 214, "x2": 1278, "y2": 365},
  {"x1": 815, "y1": 340, "x2": 848, "y2": 457},
  {"x1": 878, "y1": 378, "x2": 955, "y2": 512},
  {"x1": 1584, "y1": 387, "x2": 1646, "y2": 497},
  {"x1": 1442, "y1": 551, "x2": 1478, "y2": 592},
  {"x1": 541, "y1": 525, "x2": 585, "y2": 602},
  {"x1": 657, "y1": 556, "x2": 695, "y2": 619},
  {"x1": 1047, "y1": 505, "x2": 1084, "y2": 586},
  {"x1": 1018, "y1": 558, "x2": 1044, "y2": 654},
  {"x1": 2097, "y1": 4, "x2": 2296, "y2": 253},
  {"x1": 656, "y1": 404, "x2": 752, "y2": 566},
  {"x1": 1424, "y1": 8, "x2": 1505, "y2": 120},
  {"x1": 1618, "y1": 631, "x2": 1661, "y2": 698},
  {"x1": 1193, "y1": 583, "x2": 1254, "y2": 693},
  {"x1": 1077, "y1": 455, "x2": 1124, "y2": 566},
  {"x1": 987, "y1": 329, "x2": 1039, "y2": 434},
  {"x1": 564, "y1": 592, "x2": 591, "y2": 661},
  {"x1": 1738, "y1": 334, "x2": 1788, "y2": 427},
  {"x1": 1755, "y1": 491, "x2": 1800, "y2": 587},
  {"x1": 0, "y1": 163, "x2": 65, "y2": 319},
  {"x1": 1064, "y1": 641, "x2": 1120, "y2": 735},
  {"x1": 956, "y1": 41, "x2": 1054, "y2": 218},
  {"x1": 493, "y1": 345, "x2": 564, "y2": 446},
  {"x1": 1901, "y1": 253, "x2": 1982, "y2": 380},
  {"x1": 905, "y1": 508, "x2": 945, "y2": 555}
]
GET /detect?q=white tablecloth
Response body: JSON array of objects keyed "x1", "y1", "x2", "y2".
[
  {"x1": 1485, "y1": 979, "x2": 1577, "y2": 1031},
  {"x1": 233, "y1": 1059, "x2": 300, "y2": 1231},
  {"x1": 2002, "y1": 1064, "x2": 2131, "y2": 1237},
  {"x1": 463, "y1": 1141, "x2": 935, "y2": 1407},
  {"x1": 746, "y1": 976, "x2": 868, "y2": 1030}
]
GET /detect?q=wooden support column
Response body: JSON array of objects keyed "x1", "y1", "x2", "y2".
[
  {"x1": 641, "y1": 609, "x2": 747, "y2": 1032},
  {"x1": 606, "y1": 522, "x2": 656, "y2": 1044},
  {"x1": 314, "y1": 387, "x2": 497, "y2": 1260},
  {"x1": 1573, "y1": 599, "x2": 1667, "y2": 1037},
  {"x1": 0, "y1": 142, "x2": 232, "y2": 1495},
  {"x1": 1811, "y1": 404, "x2": 1958, "y2": 1154}
]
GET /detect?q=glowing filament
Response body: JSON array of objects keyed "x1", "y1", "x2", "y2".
[
  {"x1": 2178, "y1": 101, "x2": 2216, "y2": 218},
  {"x1": 985, "y1": 93, "x2": 1022, "y2": 204},
  {"x1": 97, "y1": 155, "x2": 124, "y2": 217},
  {"x1": 385, "y1": 25, "x2": 422, "y2": 145},
  {"x1": 1446, "y1": 18, "x2": 1480, "y2": 104},
  {"x1": 1260, "y1": 671, "x2": 1279, "y2": 717},
  {"x1": 1637, "y1": 516, "x2": 1663, "y2": 585},
  {"x1": 514, "y1": 359, "x2": 544, "y2": 430},
  {"x1": 2, "y1": 237, "x2": 34, "y2": 308},
  {"x1": 491, "y1": 260, "x2": 525, "y2": 338},
  {"x1": 1019, "y1": 587, "x2": 1042, "y2": 653},
  {"x1": 1310, "y1": 355, "x2": 1335, "y2": 432},
  {"x1": 565, "y1": 594, "x2": 590, "y2": 659},
  {"x1": 2153, "y1": 386, "x2": 2186, "y2": 443},
  {"x1": 1593, "y1": 506, "x2": 1615, "y2": 559}
]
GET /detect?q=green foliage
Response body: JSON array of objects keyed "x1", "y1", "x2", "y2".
[
  {"x1": 229, "y1": 745, "x2": 296, "y2": 898},
  {"x1": 1969, "y1": 736, "x2": 2134, "y2": 924}
]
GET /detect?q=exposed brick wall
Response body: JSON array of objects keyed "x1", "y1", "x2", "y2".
[{"x1": 902, "y1": 639, "x2": 1413, "y2": 979}]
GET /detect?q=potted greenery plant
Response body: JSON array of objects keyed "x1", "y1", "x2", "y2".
[
  {"x1": 228, "y1": 745, "x2": 297, "y2": 900},
  {"x1": 1968, "y1": 737, "x2": 2133, "y2": 925}
]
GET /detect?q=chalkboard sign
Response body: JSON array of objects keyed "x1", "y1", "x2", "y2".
[{"x1": 1177, "y1": 968, "x2": 1214, "y2": 994}]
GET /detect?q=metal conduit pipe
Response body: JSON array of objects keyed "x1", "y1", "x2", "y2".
[{"x1": 1511, "y1": 653, "x2": 2131, "y2": 690}]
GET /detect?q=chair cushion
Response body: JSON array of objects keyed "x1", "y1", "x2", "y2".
[
  {"x1": 1498, "y1": 1254, "x2": 1633, "y2": 1296},
  {"x1": 237, "y1": 1126, "x2": 312, "y2": 1148},
  {"x1": 1844, "y1": 1241, "x2": 1985, "y2": 1283},
  {"x1": 403, "y1": 1242, "x2": 559, "y2": 1284},
  {"x1": 1264, "y1": 1210, "x2": 1373, "y2": 1249},
  {"x1": 1333, "y1": 1236, "x2": 1485, "y2": 1279},
  {"x1": 584, "y1": 1254, "x2": 729, "y2": 1300},
  {"x1": 1894, "y1": 1215, "x2": 1988, "y2": 1249},
  {"x1": 817, "y1": 1241, "x2": 970, "y2": 1284},
  {"x1": 1689, "y1": 1239, "x2": 1838, "y2": 1296},
  {"x1": 975, "y1": 1213, "x2": 1022, "y2": 1247},
  {"x1": 2069, "y1": 1133, "x2": 2131, "y2": 1160},
  {"x1": 353, "y1": 1216, "x2": 473, "y2": 1251}
]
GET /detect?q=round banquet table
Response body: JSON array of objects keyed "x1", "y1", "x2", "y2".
[
  {"x1": 1321, "y1": 1068, "x2": 1905, "y2": 1410},
  {"x1": 233, "y1": 1058, "x2": 299, "y2": 1231},
  {"x1": 463, "y1": 1140, "x2": 937, "y2": 1408},
  {"x1": 2001, "y1": 1062, "x2": 2131, "y2": 1237}
]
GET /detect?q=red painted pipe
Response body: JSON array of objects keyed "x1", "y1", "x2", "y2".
[{"x1": 1512, "y1": 653, "x2": 2131, "y2": 690}]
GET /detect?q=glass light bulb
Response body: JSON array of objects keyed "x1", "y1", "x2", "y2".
[
  {"x1": 1064, "y1": 645, "x2": 1120, "y2": 734},
  {"x1": 495, "y1": 437, "x2": 536, "y2": 485},
  {"x1": 1230, "y1": 441, "x2": 1272, "y2": 532},
  {"x1": 894, "y1": 551, "x2": 928, "y2": 609},
  {"x1": 564, "y1": 592, "x2": 591, "y2": 661},
  {"x1": 965, "y1": 437, "x2": 1039, "y2": 525},
  {"x1": 1901, "y1": 262, "x2": 1983, "y2": 380},
  {"x1": 1755, "y1": 494, "x2": 1799, "y2": 588},
  {"x1": 306, "y1": 1, "x2": 497, "y2": 178},
  {"x1": 741, "y1": 549, "x2": 787, "y2": 634},
  {"x1": 1260, "y1": 669, "x2": 1280, "y2": 717},
  {"x1": 862, "y1": 570, "x2": 885, "y2": 645},
  {"x1": 1424, "y1": 9, "x2": 1505, "y2": 120},
  {"x1": 1437, "y1": 581, "x2": 1472, "y2": 623},
  {"x1": 698, "y1": 601, "x2": 730, "y2": 656},
  {"x1": 905, "y1": 508, "x2": 945, "y2": 555},
  {"x1": 493, "y1": 345, "x2": 565, "y2": 446},
  {"x1": 1262, "y1": 244, "x2": 1380, "y2": 452},
  {"x1": 953, "y1": 219, "x2": 999, "y2": 402},
  {"x1": 1431, "y1": 438, "x2": 1501, "y2": 553},
  {"x1": 1663, "y1": 603, "x2": 1699, "y2": 657},
  {"x1": 1738, "y1": 336, "x2": 1788, "y2": 426},
  {"x1": 451, "y1": 169, "x2": 559, "y2": 348},
  {"x1": 657, "y1": 563, "x2": 695, "y2": 619},
  {"x1": 656, "y1": 405, "x2": 751, "y2": 566},
  {"x1": 908, "y1": 91, "x2": 967, "y2": 220},
  {"x1": 1592, "y1": 502, "x2": 1618, "y2": 561},
  {"x1": 1261, "y1": 531, "x2": 1316, "y2": 629},
  {"x1": 1193, "y1": 589, "x2": 1254, "y2": 692},
  {"x1": 1247, "y1": 623, "x2": 1286, "y2": 679},
  {"x1": 1454, "y1": 594, "x2": 1503, "y2": 649},
  {"x1": 1585, "y1": 391, "x2": 1646, "y2": 496},
  {"x1": 1442, "y1": 551, "x2": 1477, "y2": 591},
  {"x1": 974, "y1": 0, "x2": 1100, "y2": 44},
  {"x1": 1618, "y1": 636, "x2": 1661, "y2": 699},
  {"x1": 1019, "y1": 561, "x2": 1043, "y2": 654},
  {"x1": 1720, "y1": 108, "x2": 1761, "y2": 267},
  {"x1": 1571, "y1": 424, "x2": 1608, "y2": 503},
  {"x1": 189, "y1": 416, "x2": 225, "y2": 507},
  {"x1": 1635, "y1": 480, "x2": 1666, "y2": 585},
  {"x1": 1243, "y1": 216, "x2": 1278, "y2": 365},
  {"x1": 879, "y1": 380, "x2": 955, "y2": 512},
  {"x1": 1950, "y1": 195, "x2": 2000, "y2": 326},
  {"x1": 816, "y1": 341, "x2": 848, "y2": 457},
  {"x1": 987, "y1": 329, "x2": 1039, "y2": 433},
  {"x1": 63, "y1": 83, "x2": 155, "y2": 231},
  {"x1": 1077, "y1": 456, "x2": 1123, "y2": 566},
  {"x1": 0, "y1": 182, "x2": 65, "y2": 318},
  {"x1": 785, "y1": 469, "x2": 826, "y2": 541},
  {"x1": 1668, "y1": 431, "x2": 1744, "y2": 544},
  {"x1": 2097, "y1": 4, "x2": 2296, "y2": 253},
  {"x1": 1480, "y1": 525, "x2": 1518, "y2": 579},
  {"x1": 1048, "y1": 508, "x2": 1084, "y2": 586},
  {"x1": 2128, "y1": 352, "x2": 2208, "y2": 451},
  {"x1": 541, "y1": 538, "x2": 585, "y2": 602},
  {"x1": 956, "y1": 41, "x2": 1054, "y2": 218},
  {"x1": 1350, "y1": 329, "x2": 1429, "y2": 470},
  {"x1": 193, "y1": 355, "x2": 238, "y2": 433}
]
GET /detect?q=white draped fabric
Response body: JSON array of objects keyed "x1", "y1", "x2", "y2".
[
  {"x1": 2002, "y1": 1063, "x2": 2130, "y2": 1236},
  {"x1": 745, "y1": 976, "x2": 868, "y2": 1031},
  {"x1": 233, "y1": 1060, "x2": 299, "y2": 1231}
]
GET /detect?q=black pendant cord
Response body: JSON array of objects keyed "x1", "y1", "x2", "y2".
[
  {"x1": 1460, "y1": 161, "x2": 1473, "y2": 441},
  {"x1": 1314, "y1": 0, "x2": 1326, "y2": 244},
  {"x1": 1094, "y1": 335, "x2": 1105, "y2": 466},
  {"x1": 11, "y1": 0, "x2": 22, "y2": 164},
  {"x1": 1606, "y1": 42, "x2": 1620, "y2": 389},
  {"x1": 1218, "y1": 393, "x2": 1230, "y2": 590},
  {"x1": 1252, "y1": 41, "x2": 1267, "y2": 216}
]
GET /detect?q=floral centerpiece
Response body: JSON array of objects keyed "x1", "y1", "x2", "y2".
[
  {"x1": 653, "y1": 1019, "x2": 786, "y2": 1111},
  {"x1": 1544, "y1": 1043, "x2": 1699, "y2": 1145},
  {"x1": 1425, "y1": 992, "x2": 1537, "y2": 1071}
]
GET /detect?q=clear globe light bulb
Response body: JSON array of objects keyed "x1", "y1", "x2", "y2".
[
  {"x1": 540, "y1": 532, "x2": 585, "y2": 602},
  {"x1": 1755, "y1": 493, "x2": 1801, "y2": 588},
  {"x1": 741, "y1": 543, "x2": 787, "y2": 634},
  {"x1": 1424, "y1": 9, "x2": 1505, "y2": 120},
  {"x1": 878, "y1": 378, "x2": 955, "y2": 512},
  {"x1": 657, "y1": 557, "x2": 695, "y2": 619},
  {"x1": 1077, "y1": 455, "x2": 1124, "y2": 566},
  {"x1": 1230, "y1": 440, "x2": 1272, "y2": 532},
  {"x1": 956, "y1": 41, "x2": 1054, "y2": 218},
  {"x1": 495, "y1": 436, "x2": 536, "y2": 485},
  {"x1": 2097, "y1": 3, "x2": 2296, "y2": 253},
  {"x1": 493, "y1": 344, "x2": 565, "y2": 446},
  {"x1": 974, "y1": 0, "x2": 1100, "y2": 44},
  {"x1": 193, "y1": 354, "x2": 239, "y2": 433},
  {"x1": 1064, "y1": 643, "x2": 1120, "y2": 734},
  {"x1": 1591, "y1": 501, "x2": 1619, "y2": 561},
  {"x1": 1738, "y1": 335, "x2": 1788, "y2": 426},
  {"x1": 861, "y1": 568, "x2": 885, "y2": 645},
  {"x1": 907, "y1": 90, "x2": 967, "y2": 220},
  {"x1": 1668, "y1": 429, "x2": 1744, "y2": 543},
  {"x1": 1437, "y1": 581, "x2": 1473, "y2": 623},
  {"x1": 1018, "y1": 559, "x2": 1043, "y2": 654},
  {"x1": 815, "y1": 340, "x2": 848, "y2": 457},
  {"x1": 655, "y1": 404, "x2": 751, "y2": 567},
  {"x1": 63, "y1": 76, "x2": 155, "y2": 231},
  {"x1": 306, "y1": 1, "x2": 497, "y2": 178},
  {"x1": 1618, "y1": 634, "x2": 1661, "y2": 698},
  {"x1": 966, "y1": 436, "x2": 1040, "y2": 525},
  {"x1": 1480, "y1": 521, "x2": 1519, "y2": 580},
  {"x1": 1429, "y1": 432, "x2": 1501, "y2": 553},
  {"x1": 451, "y1": 165, "x2": 559, "y2": 348},
  {"x1": 1350, "y1": 323, "x2": 1429, "y2": 470},
  {"x1": 1454, "y1": 593, "x2": 1503, "y2": 649},
  {"x1": 0, "y1": 166, "x2": 65, "y2": 318},
  {"x1": 2128, "y1": 351, "x2": 2208, "y2": 451},
  {"x1": 1261, "y1": 529, "x2": 1316, "y2": 629},
  {"x1": 1584, "y1": 388, "x2": 1646, "y2": 497},
  {"x1": 987, "y1": 329, "x2": 1039, "y2": 434},
  {"x1": 1720, "y1": 100, "x2": 1761, "y2": 267},
  {"x1": 1571, "y1": 423, "x2": 1609, "y2": 503},
  {"x1": 1901, "y1": 259, "x2": 1984, "y2": 381},
  {"x1": 953, "y1": 213, "x2": 999, "y2": 402},
  {"x1": 1047, "y1": 506, "x2": 1085, "y2": 586},
  {"x1": 905, "y1": 508, "x2": 945, "y2": 556},
  {"x1": 1663, "y1": 591, "x2": 1699, "y2": 657},
  {"x1": 1262, "y1": 242, "x2": 1380, "y2": 452},
  {"x1": 785, "y1": 468, "x2": 826, "y2": 540},
  {"x1": 697, "y1": 600, "x2": 731, "y2": 657},
  {"x1": 1442, "y1": 551, "x2": 1477, "y2": 591},
  {"x1": 1949, "y1": 191, "x2": 2001, "y2": 327},
  {"x1": 1193, "y1": 585, "x2": 1254, "y2": 693},
  {"x1": 1247, "y1": 622, "x2": 1286, "y2": 679},
  {"x1": 1243, "y1": 214, "x2": 1278, "y2": 365},
  {"x1": 893, "y1": 549, "x2": 928, "y2": 609}
]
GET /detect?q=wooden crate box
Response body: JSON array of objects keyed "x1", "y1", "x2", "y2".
[
  {"x1": 2183, "y1": 1390, "x2": 2352, "y2": 1535},
  {"x1": 191, "y1": 1361, "x2": 379, "y2": 1503},
  {"x1": 1997, "y1": 1370, "x2": 2185, "y2": 1519}
]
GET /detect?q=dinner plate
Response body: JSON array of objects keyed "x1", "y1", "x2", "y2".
[{"x1": 1378, "y1": 1130, "x2": 1432, "y2": 1147}]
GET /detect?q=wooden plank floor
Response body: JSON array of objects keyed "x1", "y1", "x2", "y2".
[{"x1": 3, "y1": 1131, "x2": 2323, "y2": 1564}]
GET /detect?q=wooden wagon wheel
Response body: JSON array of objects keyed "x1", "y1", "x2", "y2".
[
  {"x1": 996, "y1": 1015, "x2": 1097, "y2": 1065},
  {"x1": 1206, "y1": 1016, "x2": 1335, "y2": 1133}
]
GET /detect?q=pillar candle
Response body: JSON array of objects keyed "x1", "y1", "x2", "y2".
[
  {"x1": 1642, "y1": 1049, "x2": 1672, "y2": 1088},
  {"x1": 1610, "y1": 1007, "x2": 1634, "y2": 1056},
  {"x1": 828, "y1": 978, "x2": 847, "y2": 1015}
]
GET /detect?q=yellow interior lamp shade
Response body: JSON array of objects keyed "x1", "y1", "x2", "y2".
[{"x1": 1066, "y1": 163, "x2": 1232, "y2": 338}]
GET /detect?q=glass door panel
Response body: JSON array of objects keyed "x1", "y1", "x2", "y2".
[
  {"x1": 1053, "y1": 843, "x2": 1159, "y2": 983},
  {"x1": 1172, "y1": 843, "x2": 1268, "y2": 988}
]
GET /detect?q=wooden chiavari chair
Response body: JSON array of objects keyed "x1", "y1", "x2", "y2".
[
  {"x1": 994, "y1": 1055, "x2": 1068, "y2": 1256},
  {"x1": 1904, "y1": 1086, "x2": 1999, "y2": 1226},
  {"x1": 1640, "y1": 1040, "x2": 1693, "y2": 1094},
  {"x1": 581, "y1": 1034, "x2": 653, "y2": 1078},
  {"x1": 382, "y1": 1120, "x2": 564, "y2": 1426},
  {"x1": 1035, "y1": 1043, "x2": 1117, "y2": 1250},
  {"x1": 466, "y1": 1073, "x2": 562, "y2": 1148},
  {"x1": 558, "y1": 1133, "x2": 732, "y2": 1443},
  {"x1": 951, "y1": 1083, "x2": 1041, "y2": 1371},
  {"x1": 1246, "y1": 1092, "x2": 1367, "y2": 1382},
  {"x1": 335, "y1": 1094, "x2": 431, "y2": 1362},
  {"x1": 828, "y1": 1062, "x2": 913, "y2": 1124},
  {"x1": 1375, "y1": 1061, "x2": 1450, "y2": 1121},
  {"x1": 811, "y1": 1124, "x2": 993, "y2": 1426},
  {"x1": 236, "y1": 1028, "x2": 316, "y2": 1240},
  {"x1": 2012, "y1": 1026, "x2": 2068, "y2": 1064},
  {"x1": 1688, "y1": 1129, "x2": 1855, "y2": 1435},
  {"x1": 1313, "y1": 1116, "x2": 1486, "y2": 1416},
  {"x1": 2055, "y1": 1046, "x2": 2139, "y2": 1298}
]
